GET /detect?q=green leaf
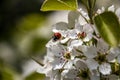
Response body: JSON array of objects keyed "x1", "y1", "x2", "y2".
[
  {"x1": 25, "y1": 72, "x2": 45, "y2": 80},
  {"x1": 94, "y1": 11, "x2": 120, "y2": 46},
  {"x1": 41, "y1": 0, "x2": 78, "y2": 11}
]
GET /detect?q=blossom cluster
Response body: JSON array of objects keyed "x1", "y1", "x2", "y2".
[{"x1": 37, "y1": 5, "x2": 120, "y2": 80}]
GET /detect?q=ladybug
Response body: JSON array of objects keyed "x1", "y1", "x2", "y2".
[{"x1": 52, "y1": 32, "x2": 61, "y2": 41}]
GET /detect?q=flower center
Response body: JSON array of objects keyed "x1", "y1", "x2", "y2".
[
  {"x1": 63, "y1": 52, "x2": 71, "y2": 60},
  {"x1": 77, "y1": 69, "x2": 89, "y2": 79},
  {"x1": 94, "y1": 53, "x2": 107, "y2": 64}
]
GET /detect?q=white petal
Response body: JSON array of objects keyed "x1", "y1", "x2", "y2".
[
  {"x1": 110, "y1": 47, "x2": 120, "y2": 57},
  {"x1": 60, "y1": 38, "x2": 69, "y2": 44},
  {"x1": 64, "y1": 60, "x2": 73, "y2": 69},
  {"x1": 46, "y1": 39, "x2": 58, "y2": 48},
  {"x1": 115, "y1": 8, "x2": 120, "y2": 18},
  {"x1": 108, "y1": 45, "x2": 120, "y2": 61},
  {"x1": 66, "y1": 29, "x2": 78, "y2": 39},
  {"x1": 99, "y1": 63, "x2": 111, "y2": 75},
  {"x1": 68, "y1": 11, "x2": 80, "y2": 29},
  {"x1": 90, "y1": 75, "x2": 100, "y2": 80},
  {"x1": 97, "y1": 7, "x2": 105, "y2": 14},
  {"x1": 108, "y1": 5, "x2": 115, "y2": 12},
  {"x1": 78, "y1": 15, "x2": 87, "y2": 25},
  {"x1": 117, "y1": 54, "x2": 120, "y2": 64},
  {"x1": 52, "y1": 58, "x2": 66, "y2": 70},
  {"x1": 61, "y1": 69, "x2": 77, "y2": 79},
  {"x1": 83, "y1": 33, "x2": 93, "y2": 42},
  {"x1": 83, "y1": 24, "x2": 93, "y2": 34},
  {"x1": 52, "y1": 22, "x2": 68, "y2": 32},
  {"x1": 48, "y1": 44, "x2": 65, "y2": 57},
  {"x1": 86, "y1": 59, "x2": 99, "y2": 70},
  {"x1": 74, "y1": 58, "x2": 87, "y2": 70},
  {"x1": 70, "y1": 48, "x2": 83, "y2": 58},
  {"x1": 75, "y1": 20, "x2": 83, "y2": 33},
  {"x1": 108, "y1": 75, "x2": 119, "y2": 80},
  {"x1": 106, "y1": 53, "x2": 116, "y2": 62},
  {"x1": 69, "y1": 40, "x2": 83, "y2": 48},
  {"x1": 83, "y1": 46, "x2": 97, "y2": 58},
  {"x1": 54, "y1": 73, "x2": 62, "y2": 80},
  {"x1": 78, "y1": 8, "x2": 89, "y2": 20},
  {"x1": 37, "y1": 64, "x2": 53, "y2": 77},
  {"x1": 97, "y1": 39, "x2": 109, "y2": 53}
]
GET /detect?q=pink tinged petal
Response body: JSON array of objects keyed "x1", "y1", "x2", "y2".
[
  {"x1": 99, "y1": 63, "x2": 111, "y2": 75},
  {"x1": 86, "y1": 59, "x2": 99, "y2": 70}
]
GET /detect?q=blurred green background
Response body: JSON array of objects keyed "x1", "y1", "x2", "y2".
[{"x1": 0, "y1": 0, "x2": 120, "y2": 80}]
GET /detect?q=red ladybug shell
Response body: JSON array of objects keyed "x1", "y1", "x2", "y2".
[{"x1": 53, "y1": 32, "x2": 61, "y2": 41}]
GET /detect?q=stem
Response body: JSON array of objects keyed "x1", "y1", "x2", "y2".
[{"x1": 88, "y1": 0, "x2": 93, "y2": 24}]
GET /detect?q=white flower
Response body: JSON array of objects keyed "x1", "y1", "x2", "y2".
[
  {"x1": 99, "y1": 63, "x2": 111, "y2": 75},
  {"x1": 108, "y1": 5, "x2": 115, "y2": 12},
  {"x1": 37, "y1": 5, "x2": 120, "y2": 80},
  {"x1": 75, "y1": 23, "x2": 94, "y2": 42},
  {"x1": 52, "y1": 11, "x2": 93, "y2": 41},
  {"x1": 96, "y1": 7, "x2": 105, "y2": 14}
]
